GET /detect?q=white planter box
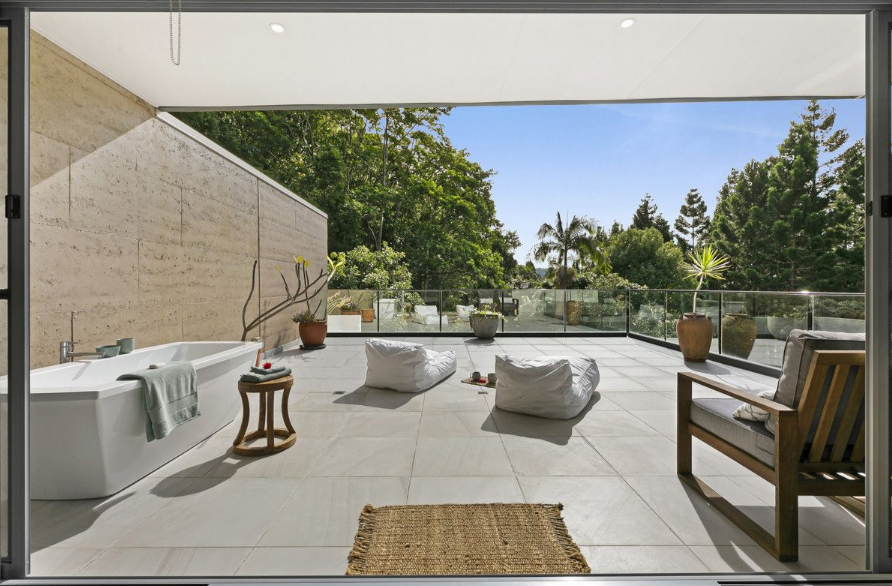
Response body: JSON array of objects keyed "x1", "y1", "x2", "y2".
[
  {"x1": 378, "y1": 298, "x2": 396, "y2": 320},
  {"x1": 328, "y1": 315, "x2": 362, "y2": 333}
]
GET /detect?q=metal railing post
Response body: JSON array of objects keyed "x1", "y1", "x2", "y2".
[
  {"x1": 663, "y1": 290, "x2": 669, "y2": 341},
  {"x1": 626, "y1": 288, "x2": 631, "y2": 336},
  {"x1": 718, "y1": 291, "x2": 724, "y2": 355},
  {"x1": 376, "y1": 290, "x2": 380, "y2": 333},
  {"x1": 807, "y1": 293, "x2": 815, "y2": 331},
  {"x1": 439, "y1": 290, "x2": 443, "y2": 334}
]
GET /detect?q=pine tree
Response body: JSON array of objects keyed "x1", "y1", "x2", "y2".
[
  {"x1": 766, "y1": 100, "x2": 848, "y2": 291},
  {"x1": 711, "y1": 161, "x2": 775, "y2": 289},
  {"x1": 632, "y1": 194, "x2": 673, "y2": 242},
  {"x1": 674, "y1": 188, "x2": 710, "y2": 252}
]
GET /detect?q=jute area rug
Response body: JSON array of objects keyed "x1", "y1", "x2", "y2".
[{"x1": 346, "y1": 503, "x2": 591, "y2": 576}]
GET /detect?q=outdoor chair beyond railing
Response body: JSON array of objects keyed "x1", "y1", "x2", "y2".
[{"x1": 677, "y1": 329, "x2": 866, "y2": 561}]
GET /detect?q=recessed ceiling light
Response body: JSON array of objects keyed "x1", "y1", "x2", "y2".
[
  {"x1": 620, "y1": 18, "x2": 636, "y2": 29},
  {"x1": 269, "y1": 23, "x2": 285, "y2": 34}
]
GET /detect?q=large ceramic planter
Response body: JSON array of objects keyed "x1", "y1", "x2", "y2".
[
  {"x1": 767, "y1": 316, "x2": 798, "y2": 341},
  {"x1": 470, "y1": 314, "x2": 500, "y2": 339},
  {"x1": 299, "y1": 321, "x2": 328, "y2": 347},
  {"x1": 721, "y1": 313, "x2": 757, "y2": 359},
  {"x1": 566, "y1": 300, "x2": 581, "y2": 326},
  {"x1": 676, "y1": 313, "x2": 713, "y2": 362}
]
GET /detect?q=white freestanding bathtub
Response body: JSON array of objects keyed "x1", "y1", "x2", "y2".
[{"x1": 0, "y1": 341, "x2": 261, "y2": 500}]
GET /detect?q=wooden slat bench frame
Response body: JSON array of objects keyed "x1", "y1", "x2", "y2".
[{"x1": 677, "y1": 350, "x2": 866, "y2": 562}]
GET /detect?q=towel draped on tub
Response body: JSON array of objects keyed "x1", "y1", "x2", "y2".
[{"x1": 117, "y1": 361, "x2": 199, "y2": 441}]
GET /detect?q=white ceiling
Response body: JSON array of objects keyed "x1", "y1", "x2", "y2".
[{"x1": 31, "y1": 12, "x2": 866, "y2": 109}]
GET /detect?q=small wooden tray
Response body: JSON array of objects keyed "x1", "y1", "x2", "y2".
[{"x1": 461, "y1": 377, "x2": 495, "y2": 389}]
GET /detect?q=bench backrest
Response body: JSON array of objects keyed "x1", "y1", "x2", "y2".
[{"x1": 796, "y1": 350, "x2": 866, "y2": 466}]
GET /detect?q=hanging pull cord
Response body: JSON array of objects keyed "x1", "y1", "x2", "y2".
[{"x1": 169, "y1": 0, "x2": 182, "y2": 66}]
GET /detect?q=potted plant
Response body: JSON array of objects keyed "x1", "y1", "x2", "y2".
[
  {"x1": 240, "y1": 253, "x2": 345, "y2": 348},
  {"x1": 470, "y1": 309, "x2": 502, "y2": 339},
  {"x1": 292, "y1": 309, "x2": 328, "y2": 348},
  {"x1": 339, "y1": 300, "x2": 360, "y2": 316},
  {"x1": 677, "y1": 245, "x2": 730, "y2": 362}
]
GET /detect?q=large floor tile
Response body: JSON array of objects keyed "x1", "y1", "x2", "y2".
[
  {"x1": 237, "y1": 547, "x2": 350, "y2": 575},
  {"x1": 599, "y1": 391, "x2": 676, "y2": 411},
  {"x1": 625, "y1": 475, "x2": 756, "y2": 546},
  {"x1": 362, "y1": 388, "x2": 426, "y2": 412},
  {"x1": 580, "y1": 546, "x2": 708, "y2": 574},
  {"x1": 30, "y1": 547, "x2": 103, "y2": 576},
  {"x1": 412, "y1": 437, "x2": 513, "y2": 476},
  {"x1": 309, "y1": 437, "x2": 416, "y2": 477},
  {"x1": 286, "y1": 412, "x2": 350, "y2": 437},
  {"x1": 292, "y1": 391, "x2": 370, "y2": 412},
  {"x1": 419, "y1": 411, "x2": 498, "y2": 437},
  {"x1": 591, "y1": 436, "x2": 717, "y2": 476},
  {"x1": 340, "y1": 412, "x2": 421, "y2": 437},
  {"x1": 518, "y1": 477, "x2": 681, "y2": 546},
  {"x1": 491, "y1": 409, "x2": 575, "y2": 439},
  {"x1": 258, "y1": 477, "x2": 409, "y2": 546},
  {"x1": 31, "y1": 476, "x2": 196, "y2": 549},
  {"x1": 423, "y1": 387, "x2": 491, "y2": 411},
  {"x1": 627, "y1": 410, "x2": 677, "y2": 437},
  {"x1": 689, "y1": 544, "x2": 862, "y2": 572},
  {"x1": 502, "y1": 436, "x2": 615, "y2": 476},
  {"x1": 76, "y1": 547, "x2": 251, "y2": 576},
  {"x1": 204, "y1": 437, "x2": 333, "y2": 478},
  {"x1": 408, "y1": 476, "x2": 524, "y2": 504},
  {"x1": 573, "y1": 410, "x2": 659, "y2": 437},
  {"x1": 115, "y1": 478, "x2": 298, "y2": 547}
]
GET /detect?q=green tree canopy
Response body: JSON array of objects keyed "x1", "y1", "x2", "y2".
[
  {"x1": 606, "y1": 227, "x2": 687, "y2": 289},
  {"x1": 632, "y1": 194, "x2": 673, "y2": 242},
  {"x1": 533, "y1": 212, "x2": 598, "y2": 288},
  {"x1": 674, "y1": 188, "x2": 710, "y2": 252},
  {"x1": 176, "y1": 108, "x2": 510, "y2": 290},
  {"x1": 329, "y1": 244, "x2": 413, "y2": 291}
]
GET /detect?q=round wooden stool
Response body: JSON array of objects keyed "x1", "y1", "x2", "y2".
[{"x1": 234, "y1": 375, "x2": 296, "y2": 456}]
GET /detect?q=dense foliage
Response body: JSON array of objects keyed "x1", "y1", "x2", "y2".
[
  {"x1": 176, "y1": 108, "x2": 516, "y2": 290},
  {"x1": 328, "y1": 244, "x2": 413, "y2": 291}
]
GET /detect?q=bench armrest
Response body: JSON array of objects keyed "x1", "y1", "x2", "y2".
[{"x1": 678, "y1": 371, "x2": 794, "y2": 415}]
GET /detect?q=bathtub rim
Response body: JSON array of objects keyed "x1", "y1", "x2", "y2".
[{"x1": 0, "y1": 340, "x2": 262, "y2": 402}]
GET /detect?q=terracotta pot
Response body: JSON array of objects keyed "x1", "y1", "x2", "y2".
[
  {"x1": 299, "y1": 321, "x2": 328, "y2": 347},
  {"x1": 721, "y1": 313, "x2": 757, "y2": 359},
  {"x1": 340, "y1": 310, "x2": 360, "y2": 316},
  {"x1": 566, "y1": 300, "x2": 581, "y2": 326},
  {"x1": 676, "y1": 313, "x2": 713, "y2": 362},
  {"x1": 470, "y1": 314, "x2": 500, "y2": 339},
  {"x1": 360, "y1": 308, "x2": 375, "y2": 323}
]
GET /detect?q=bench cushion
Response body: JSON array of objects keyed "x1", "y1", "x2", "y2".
[
  {"x1": 691, "y1": 397, "x2": 776, "y2": 466},
  {"x1": 766, "y1": 329, "x2": 865, "y2": 434}
]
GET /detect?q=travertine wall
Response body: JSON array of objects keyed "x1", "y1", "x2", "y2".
[{"x1": 0, "y1": 33, "x2": 328, "y2": 372}]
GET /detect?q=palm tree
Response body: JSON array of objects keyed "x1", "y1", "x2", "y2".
[{"x1": 533, "y1": 212, "x2": 598, "y2": 289}]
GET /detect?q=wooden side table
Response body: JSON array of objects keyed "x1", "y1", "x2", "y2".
[{"x1": 234, "y1": 375, "x2": 296, "y2": 456}]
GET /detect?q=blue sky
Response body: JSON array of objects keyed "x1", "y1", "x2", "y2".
[{"x1": 439, "y1": 99, "x2": 866, "y2": 264}]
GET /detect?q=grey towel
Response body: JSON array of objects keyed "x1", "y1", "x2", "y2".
[
  {"x1": 240, "y1": 367, "x2": 292, "y2": 383},
  {"x1": 118, "y1": 362, "x2": 199, "y2": 441},
  {"x1": 250, "y1": 365, "x2": 287, "y2": 375}
]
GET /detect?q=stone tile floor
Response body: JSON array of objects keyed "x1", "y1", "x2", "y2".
[{"x1": 30, "y1": 336, "x2": 866, "y2": 577}]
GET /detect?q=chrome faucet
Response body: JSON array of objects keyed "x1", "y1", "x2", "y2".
[{"x1": 60, "y1": 341, "x2": 101, "y2": 364}]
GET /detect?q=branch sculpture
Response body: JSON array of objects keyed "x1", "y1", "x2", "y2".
[{"x1": 240, "y1": 254, "x2": 345, "y2": 341}]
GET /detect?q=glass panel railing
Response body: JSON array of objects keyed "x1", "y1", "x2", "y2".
[
  {"x1": 629, "y1": 289, "x2": 667, "y2": 340},
  {"x1": 813, "y1": 294, "x2": 866, "y2": 334},
  {"x1": 322, "y1": 288, "x2": 864, "y2": 371},
  {"x1": 503, "y1": 289, "x2": 565, "y2": 334}
]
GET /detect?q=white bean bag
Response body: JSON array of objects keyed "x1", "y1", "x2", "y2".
[
  {"x1": 494, "y1": 355, "x2": 600, "y2": 419},
  {"x1": 365, "y1": 339, "x2": 457, "y2": 393},
  {"x1": 412, "y1": 305, "x2": 448, "y2": 326}
]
